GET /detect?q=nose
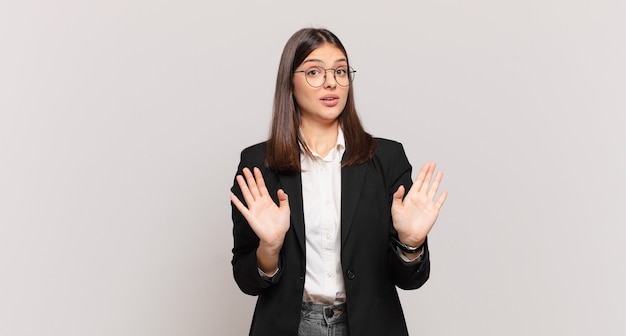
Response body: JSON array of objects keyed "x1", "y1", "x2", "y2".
[{"x1": 323, "y1": 69, "x2": 337, "y2": 88}]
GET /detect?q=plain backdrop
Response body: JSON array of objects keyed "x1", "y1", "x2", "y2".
[{"x1": 1, "y1": 1, "x2": 625, "y2": 335}]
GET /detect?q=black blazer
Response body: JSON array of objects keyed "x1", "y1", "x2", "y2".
[{"x1": 231, "y1": 138, "x2": 430, "y2": 336}]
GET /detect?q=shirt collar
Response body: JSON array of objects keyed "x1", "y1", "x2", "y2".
[{"x1": 299, "y1": 127, "x2": 346, "y2": 162}]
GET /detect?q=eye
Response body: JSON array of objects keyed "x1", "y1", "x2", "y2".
[
  {"x1": 335, "y1": 68, "x2": 348, "y2": 76},
  {"x1": 306, "y1": 68, "x2": 323, "y2": 77}
]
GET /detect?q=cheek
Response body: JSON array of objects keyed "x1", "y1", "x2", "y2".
[
  {"x1": 339, "y1": 90, "x2": 349, "y2": 108},
  {"x1": 292, "y1": 91, "x2": 306, "y2": 108},
  {"x1": 293, "y1": 85, "x2": 314, "y2": 107}
]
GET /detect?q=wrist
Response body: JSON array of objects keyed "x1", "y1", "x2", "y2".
[
  {"x1": 258, "y1": 240, "x2": 283, "y2": 254},
  {"x1": 256, "y1": 243, "x2": 282, "y2": 275},
  {"x1": 396, "y1": 234, "x2": 425, "y2": 249},
  {"x1": 391, "y1": 236, "x2": 424, "y2": 254},
  {"x1": 397, "y1": 246, "x2": 424, "y2": 262}
]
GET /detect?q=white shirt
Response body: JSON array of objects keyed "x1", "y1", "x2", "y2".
[{"x1": 300, "y1": 128, "x2": 346, "y2": 304}]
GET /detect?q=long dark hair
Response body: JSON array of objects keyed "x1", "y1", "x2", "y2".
[{"x1": 265, "y1": 28, "x2": 376, "y2": 173}]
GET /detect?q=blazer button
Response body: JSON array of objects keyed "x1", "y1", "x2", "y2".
[{"x1": 346, "y1": 270, "x2": 355, "y2": 280}]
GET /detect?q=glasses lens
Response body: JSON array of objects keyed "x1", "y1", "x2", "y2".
[
  {"x1": 305, "y1": 67, "x2": 325, "y2": 87},
  {"x1": 335, "y1": 69, "x2": 350, "y2": 87}
]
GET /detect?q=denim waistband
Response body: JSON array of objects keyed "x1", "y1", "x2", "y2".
[{"x1": 301, "y1": 302, "x2": 347, "y2": 325}]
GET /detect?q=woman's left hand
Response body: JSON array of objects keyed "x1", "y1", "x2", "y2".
[{"x1": 391, "y1": 162, "x2": 448, "y2": 247}]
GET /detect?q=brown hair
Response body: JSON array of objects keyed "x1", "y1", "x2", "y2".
[{"x1": 265, "y1": 28, "x2": 376, "y2": 173}]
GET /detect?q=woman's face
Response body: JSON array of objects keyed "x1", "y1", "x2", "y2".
[{"x1": 293, "y1": 43, "x2": 350, "y2": 127}]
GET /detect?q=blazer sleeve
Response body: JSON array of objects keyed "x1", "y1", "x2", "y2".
[
  {"x1": 230, "y1": 143, "x2": 284, "y2": 296},
  {"x1": 376, "y1": 139, "x2": 431, "y2": 290}
]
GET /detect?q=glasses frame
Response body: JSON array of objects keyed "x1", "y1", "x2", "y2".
[{"x1": 294, "y1": 66, "x2": 356, "y2": 88}]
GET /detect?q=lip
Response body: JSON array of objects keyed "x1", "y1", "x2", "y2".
[{"x1": 320, "y1": 94, "x2": 340, "y2": 107}]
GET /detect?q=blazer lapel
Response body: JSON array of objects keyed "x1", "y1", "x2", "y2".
[
  {"x1": 341, "y1": 163, "x2": 367, "y2": 245},
  {"x1": 279, "y1": 172, "x2": 306, "y2": 255}
]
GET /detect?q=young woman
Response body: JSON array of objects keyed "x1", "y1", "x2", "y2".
[{"x1": 230, "y1": 27, "x2": 448, "y2": 336}]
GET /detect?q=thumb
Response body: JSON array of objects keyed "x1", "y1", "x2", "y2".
[
  {"x1": 392, "y1": 185, "x2": 405, "y2": 205},
  {"x1": 277, "y1": 189, "x2": 289, "y2": 209}
]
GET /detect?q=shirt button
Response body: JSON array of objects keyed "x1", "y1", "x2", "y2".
[{"x1": 327, "y1": 272, "x2": 333, "y2": 278}]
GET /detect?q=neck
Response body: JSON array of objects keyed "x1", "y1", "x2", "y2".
[{"x1": 300, "y1": 121, "x2": 339, "y2": 157}]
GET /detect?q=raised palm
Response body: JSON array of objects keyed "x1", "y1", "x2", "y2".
[
  {"x1": 231, "y1": 167, "x2": 290, "y2": 250},
  {"x1": 391, "y1": 162, "x2": 448, "y2": 247}
]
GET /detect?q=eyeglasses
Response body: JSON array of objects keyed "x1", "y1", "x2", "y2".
[{"x1": 294, "y1": 66, "x2": 356, "y2": 88}]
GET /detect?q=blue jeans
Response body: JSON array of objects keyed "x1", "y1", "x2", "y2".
[{"x1": 298, "y1": 302, "x2": 350, "y2": 336}]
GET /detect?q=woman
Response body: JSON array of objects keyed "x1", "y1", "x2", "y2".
[{"x1": 230, "y1": 27, "x2": 447, "y2": 336}]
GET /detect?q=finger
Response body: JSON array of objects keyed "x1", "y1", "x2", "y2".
[
  {"x1": 235, "y1": 174, "x2": 255, "y2": 204},
  {"x1": 413, "y1": 162, "x2": 430, "y2": 192},
  {"x1": 230, "y1": 193, "x2": 250, "y2": 217},
  {"x1": 427, "y1": 171, "x2": 444, "y2": 200},
  {"x1": 253, "y1": 167, "x2": 269, "y2": 196},
  {"x1": 242, "y1": 167, "x2": 260, "y2": 199},
  {"x1": 435, "y1": 190, "x2": 448, "y2": 209},
  {"x1": 421, "y1": 162, "x2": 436, "y2": 194}
]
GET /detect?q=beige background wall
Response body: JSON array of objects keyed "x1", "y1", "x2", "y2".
[{"x1": 1, "y1": 1, "x2": 625, "y2": 335}]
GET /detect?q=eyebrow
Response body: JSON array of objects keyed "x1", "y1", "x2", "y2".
[{"x1": 302, "y1": 58, "x2": 348, "y2": 65}]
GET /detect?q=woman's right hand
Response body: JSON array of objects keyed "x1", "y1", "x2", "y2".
[{"x1": 231, "y1": 167, "x2": 290, "y2": 273}]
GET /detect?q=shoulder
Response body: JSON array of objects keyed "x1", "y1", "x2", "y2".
[
  {"x1": 240, "y1": 141, "x2": 267, "y2": 156},
  {"x1": 373, "y1": 137, "x2": 408, "y2": 159},
  {"x1": 369, "y1": 138, "x2": 413, "y2": 189},
  {"x1": 374, "y1": 137, "x2": 404, "y2": 149},
  {"x1": 237, "y1": 141, "x2": 268, "y2": 168},
  {"x1": 370, "y1": 137, "x2": 411, "y2": 175}
]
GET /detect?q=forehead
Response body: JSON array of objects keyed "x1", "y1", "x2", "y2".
[{"x1": 302, "y1": 43, "x2": 347, "y2": 64}]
